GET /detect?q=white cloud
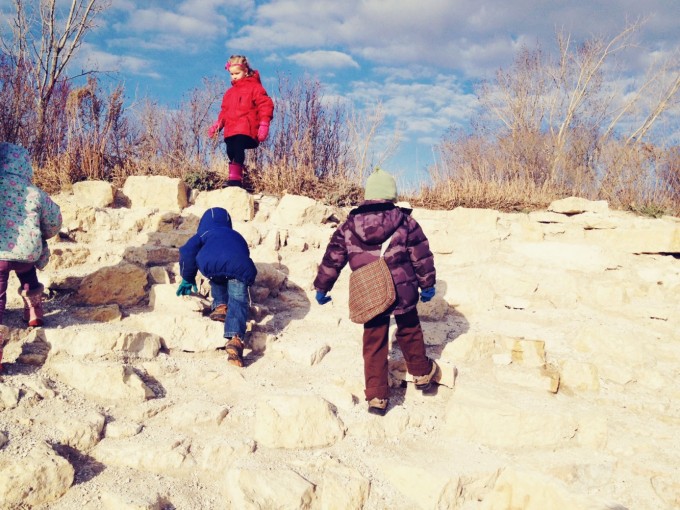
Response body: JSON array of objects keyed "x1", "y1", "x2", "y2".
[
  {"x1": 77, "y1": 42, "x2": 161, "y2": 79},
  {"x1": 287, "y1": 50, "x2": 359, "y2": 70},
  {"x1": 227, "y1": 0, "x2": 680, "y2": 79},
  {"x1": 346, "y1": 76, "x2": 478, "y2": 143}
]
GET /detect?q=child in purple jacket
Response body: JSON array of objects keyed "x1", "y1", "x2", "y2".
[{"x1": 313, "y1": 168, "x2": 439, "y2": 415}]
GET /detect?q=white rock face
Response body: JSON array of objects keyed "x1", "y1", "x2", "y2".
[
  {"x1": 223, "y1": 466, "x2": 316, "y2": 509},
  {"x1": 71, "y1": 180, "x2": 115, "y2": 208},
  {"x1": 254, "y1": 395, "x2": 346, "y2": 449},
  {"x1": 48, "y1": 358, "x2": 155, "y2": 402},
  {"x1": 122, "y1": 175, "x2": 189, "y2": 211},
  {"x1": 0, "y1": 191, "x2": 677, "y2": 510}
]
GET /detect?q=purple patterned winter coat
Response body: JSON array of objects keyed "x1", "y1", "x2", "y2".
[{"x1": 314, "y1": 200, "x2": 436, "y2": 315}]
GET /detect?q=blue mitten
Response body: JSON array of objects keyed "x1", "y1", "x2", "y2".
[
  {"x1": 176, "y1": 279, "x2": 198, "y2": 296},
  {"x1": 315, "y1": 290, "x2": 332, "y2": 305},
  {"x1": 420, "y1": 286, "x2": 435, "y2": 302}
]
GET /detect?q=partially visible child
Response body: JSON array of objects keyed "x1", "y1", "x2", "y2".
[
  {"x1": 0, "y1": 142, "x2": 62, "y2": 372},
  {"x1": 313, "y1": 168, "x2": 439, "y2": 415},
  {"x1": 208, "y1": 55, "x2": 274, "y2": 189},
  {"x1": 177, "y1": 207, "x2": 257, "y2": 367}
]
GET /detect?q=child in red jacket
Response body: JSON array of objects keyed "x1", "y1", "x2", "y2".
[{"x1": 208, "y1": 55, "x2": 274, "y2": 188}]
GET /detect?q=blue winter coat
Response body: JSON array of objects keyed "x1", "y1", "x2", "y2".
[{"x1": 179, "y1": 207, "x2": 257, "y2": 286}]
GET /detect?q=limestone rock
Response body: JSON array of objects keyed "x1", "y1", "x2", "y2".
[
  {"x1": 92, "y1": 436, "x2": 195, "y2": 478},
  {"x1": 222, "y1": 466, "x2": 316, "y2": 509},
  {"x1": 126, "y1": 313, "x2": 225, "y2": 352},
  {"x1": 0, "y1": 383, "x2": 20, "y2": 411},
  {"x1": 270, "y1": 336, "x2": 330, "y2": 366},
  {"x1": 49, "y1": 358, "x2": 155, "y2": 402},
  {"x1": 372, "y1": 460, "x2": 456, "y2": 510},
  {"x1": 480, "y1": 468, "x2": 612, "y2": 510},
  {"x1": 105, "y1": 420, "x2": 143, "y2": 439},
  {"x1": 192, "y1": 187, "x2": 255, "y2": 221},
  {"x1": 254, "y1": 395, "x2": 345, "y2": 449},
  {"x1": 253, "y1": 262, "x2": 288, "y2": 297},
  {"x1": 317, "y1": 460, "x2": 370, "y2": 510},
  {"x1": 72, "y1": 180, "x2": 115, "y2": 208},
  {"x1": 558, "y1": 359, "x2": 600, "y2": 393},
  {"x1": 71, "y1": 304, "x2": 122, "y2": 322},
  {"x1": 55, "y1": 410, "x2": 106, "y2": 451},
  {"x1": 44, "y1": 326, "x2": 161, "y2": 359},
  {"x1": 74, "y1": 262, "x2": 148, "y2": 306},
  {"x1": 273, "y1": 193, "x2": 333, "y2": 226},
  {"x1": 493, "y1": 364, "x2": 560, "y2": 393},
  {"x1": 0, "y1": 442, "x2": 74, "y2": 508},
  {"x1": 548, "y1": 196, "x2": 609, "y2": 215},
  {"x1": 445, "y1": 386, "x2": 578, "y2": 448},
  {"x1": 153, "y1": 401, "x2": 229, "y2": 431},
  {"x1": 122, "y1": 175, "x2": 188, "y2": 211},
  {"x1": 101, "y1": 491, "x2": 163, "y2": 510},
  {"x1": 45, "y1": 245, "x2": 91, "y2": 270}
]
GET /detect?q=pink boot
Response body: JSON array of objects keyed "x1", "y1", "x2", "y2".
[
  {"x1": 227, "y1": 162, "x2": 244, "y2": 187},
  {"x1": 19, "y1": 284, "x2": 45, "y2": 327}
]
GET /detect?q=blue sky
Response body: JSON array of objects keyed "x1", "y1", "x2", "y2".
[{"x1": 2, "y1": 0, "x2": 680, "y2": 186}]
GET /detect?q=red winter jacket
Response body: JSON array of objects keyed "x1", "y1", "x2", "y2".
[{"x1": 216, "y1": 70, "x2": 274, "y2": 140}]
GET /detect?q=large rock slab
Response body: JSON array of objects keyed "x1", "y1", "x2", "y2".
[
  {"x1": 222, "y1": 466, "x2": 316, "y2": 510},
  {"x1": 444, "y1": 386, "x2": 578, "y2": 449},
  {"x1": 191, "y1": 187, "x2": 255, "y2": 222},
  {"x1": 74, "y1": 262, "x2": 148, "y2": 306},
  {"x1": 254, "y1": 395, "x2": 346, "y2": 449},
  {"x1": 48, "y1": 358, "x2": 155, "y2": 402},
  {"x1": 122, "y1": 175, "x2": 188, "y2": 212},
  {"x1": 0, "y1": 442, "x2": 74, "y2": 508},
  {"x1": 72, "y1": 180, "x2": 115, "y2": 208}
]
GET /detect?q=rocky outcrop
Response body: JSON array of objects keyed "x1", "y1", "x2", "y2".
[{"x1": 0, "y1": 179, "x2": 678, "y2": 509}]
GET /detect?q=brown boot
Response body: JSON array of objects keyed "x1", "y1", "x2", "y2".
[
  {"x1": 367, "y1": 397, "x2": 388, "y2": 416},
  {"x1": 209, "y1": 304, "x2": 227, "y2": 322},
  {"x1": 19, "y1": 284, "x2": 45, "y2": 327},
  {"x1": 226, "y1": 336, "x2": 244, "y2": 367},
  {"x1": 413, "y1": 359, "x2": 441, "y2": 392}
]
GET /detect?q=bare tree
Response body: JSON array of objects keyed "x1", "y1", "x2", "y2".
[
  {"x1": 346, "y1": 102, "x2": 402, "y2": 182},
  {"x1": 0, "y1": 0, "x2": 110, "y2": 159}
]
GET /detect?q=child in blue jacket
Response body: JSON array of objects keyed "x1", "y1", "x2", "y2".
[{"x1": 177, "y1": 207, "x2": 257, "y2": 367}]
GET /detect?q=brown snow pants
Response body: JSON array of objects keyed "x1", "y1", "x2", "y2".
[{"x1": 362, "y1": 308, "x2": 431, "y2": 400}]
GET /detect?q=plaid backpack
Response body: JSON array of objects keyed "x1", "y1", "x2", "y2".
[{"x1": 348, "y1": 232, "x2": 396, "y2": 324}]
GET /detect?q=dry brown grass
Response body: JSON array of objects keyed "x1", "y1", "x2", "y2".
[{"x1": 4, "y1": 23, "x2": 679, "y2": 217}]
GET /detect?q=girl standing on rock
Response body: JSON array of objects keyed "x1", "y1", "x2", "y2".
[
  {"x1": 0, "y1": 142, "x2": 62, "y2": 372},
  {"x1": 207, "y1": 55, "x2": 274, "y2": 189},
  {"x1": 313, "y1": 168, "x2": 440, "y2": 415}
]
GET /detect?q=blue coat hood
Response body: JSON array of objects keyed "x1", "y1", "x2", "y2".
[{"x1": 197, "y1": 207, "x2": 232, "y2": 233}]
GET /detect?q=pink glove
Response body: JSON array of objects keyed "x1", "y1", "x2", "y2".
[
  {"x1": 208, "y1": 121, "x2": 221, "y2": 138},
  {"x1": 257, "y1": 121, "x2": 270, "y2": 142}
]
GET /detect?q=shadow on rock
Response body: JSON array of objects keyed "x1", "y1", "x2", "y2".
[{"x1": 51, "y1": 443, "x2": 106, "y2": 485}]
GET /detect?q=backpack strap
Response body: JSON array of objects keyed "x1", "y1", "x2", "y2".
[
  {"x1": 379, "y1": 232, "x2": 395, "y2": 258},
  {"x1": 379, "y1": 214, "x2": 405, "y2": 257}
]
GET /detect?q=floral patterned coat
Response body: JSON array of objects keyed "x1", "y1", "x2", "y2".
[{"x1": 0, "y1": 143, "x2": 62, "y2": 269}]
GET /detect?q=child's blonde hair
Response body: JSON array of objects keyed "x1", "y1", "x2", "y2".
[{"x1": 226, "y1": 55, "x2": 252, "y2": 75}]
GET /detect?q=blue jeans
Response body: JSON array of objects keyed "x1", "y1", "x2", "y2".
[{"x1": 210, "y1": 277, "x2": 249, "y2": 339}]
